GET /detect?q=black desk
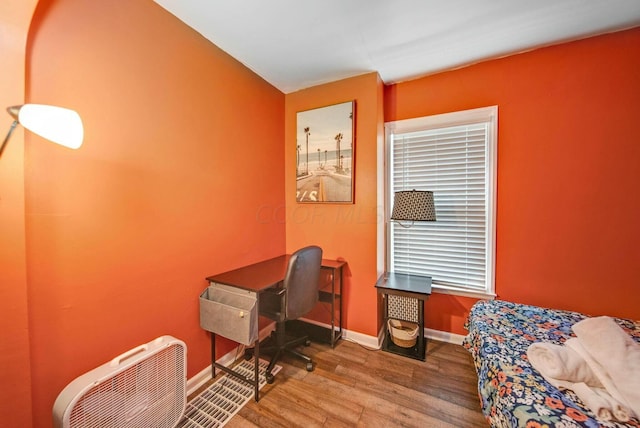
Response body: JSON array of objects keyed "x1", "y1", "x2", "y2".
[
  {"x1": 375, "y1": 272, "x2": 432, "y2": 361},
  {"x1": 204, "y1": 255, "x2": 345, "y2": 401}
]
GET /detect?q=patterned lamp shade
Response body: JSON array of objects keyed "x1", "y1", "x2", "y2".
[{"x1": 391, "y1": 190, "x2": 436, "y2": 222}]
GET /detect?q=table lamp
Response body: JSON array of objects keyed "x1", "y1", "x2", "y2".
[{"x1": 390, "y1": 190, "x2": 436, "y2": 228}]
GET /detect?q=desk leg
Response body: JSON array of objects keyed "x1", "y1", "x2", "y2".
[
  {"x1": 253, "y1": 339, "x2": 260, "y2": 401},
  {"x1": 330, "y1": 269, "x2": 335, "y2": 347},
  {"x1": 206, "y1": 330, "x2": 260, "y2": 400},
  {"x1": 211, "y1": 332, "x2": 216, "y2": 378},
  {"x1": 337, "y1": 267, "x2": 343, "y2": 346}
]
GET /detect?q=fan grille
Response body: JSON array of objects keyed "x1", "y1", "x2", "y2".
[{"x1": 68, "y1": 343, "x2": 185, "y2": 428}]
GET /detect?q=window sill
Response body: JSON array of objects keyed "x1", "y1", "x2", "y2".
[{"x1": 432, "y1": 285, "x2": 496, "y2": 300}]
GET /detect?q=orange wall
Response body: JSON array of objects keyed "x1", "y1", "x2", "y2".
[
  {"x1": 0, "y1": 2, "x2": 37, "y2": 426},
  {"x1": 385, "y1": 27, "x2": 640, "y2": 332},
  {"x1": 12, "y1": 1, "x2": 640, "y2": 424},
  {"x1": 285, "y1": 73, "x2": 384, "y2": 336},
  {"x1": 25, "y1": 0, "x2": 284, "y2": 426}
]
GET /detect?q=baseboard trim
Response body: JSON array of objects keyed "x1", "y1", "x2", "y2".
[
  {"x1": 425, "y1": 328, "x2": 466, "y2": 345},
  {"x1": 373, "y1": 325, "x2": 465, "y2": 348},
  {"x1": 186, "y1": 348, "x2": 236, "y2": 396},
  {"x1": 187, "y1": 325, "x2": 466, "y2": 395},
  {"x1": 342, "y1": 328, "x2": 382, "y2": 350},
  {"x1": 187, "y1": 325, "x2": 275, "y2": 396}
]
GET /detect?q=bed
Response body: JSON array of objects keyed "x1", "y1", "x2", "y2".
[{"x1": 463, "y1": 299, "x2": 640, "y2": 427}]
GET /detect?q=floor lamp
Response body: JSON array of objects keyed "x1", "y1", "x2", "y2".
[{"x1": 1, "y1": 104, "x2": 84, "y2": 158}]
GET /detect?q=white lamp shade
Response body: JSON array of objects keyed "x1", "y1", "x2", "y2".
[{"x1": 17, "y1": 104, "x2": 83, "y2": 149}]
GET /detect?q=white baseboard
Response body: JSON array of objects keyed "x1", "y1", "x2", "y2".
[
  {"x1": 187, "y1": 324, "x2": 275, "y2": 396},
  {"x1": 374, "y1": 323, "x2": 465, "y2": 348},
  {"x1": 342, "y1": 328, "x2": 382, "y2": 350},
  {"x1": 187, "y1": 324, "x2": 465, "y2": 396},
  {"x1": 425, "y1": 328, "x2": 466, "y2": 345},
  {"x1": 186, "y1": 347, "x2": 237, "y2": 396}
]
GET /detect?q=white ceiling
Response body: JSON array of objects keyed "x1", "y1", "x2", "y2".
[{"x1": 153, "y1": 0, "x2": 640, "y2": 94}]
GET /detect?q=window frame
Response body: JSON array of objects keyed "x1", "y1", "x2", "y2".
[{"x1": 385, "y1": 106, "x2": 498, "y2": 299}]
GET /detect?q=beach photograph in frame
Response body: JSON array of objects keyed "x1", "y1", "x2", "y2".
[{"x1": 296, "y1": 100, "x2": 355, "y2": 203}]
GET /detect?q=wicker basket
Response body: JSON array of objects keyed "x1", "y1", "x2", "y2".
[{"x1": 387, "y1": 319, "x2": 419, "y2": 348}]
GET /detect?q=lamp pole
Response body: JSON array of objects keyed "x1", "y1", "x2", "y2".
[{"x1": 0, "y1": 120, "x2": 18, "y2": 158}]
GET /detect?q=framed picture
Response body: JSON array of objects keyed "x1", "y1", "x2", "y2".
[{"x1": 296, "y1": 100, "x2": 355, "y2": 203}]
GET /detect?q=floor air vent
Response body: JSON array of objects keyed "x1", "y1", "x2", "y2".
[
  {"x1": 178, "y1": 359, "x2": 280, "y2": 428},
  {"x1": 53, "y1": 336, "x2": 187, "y2": 428}
]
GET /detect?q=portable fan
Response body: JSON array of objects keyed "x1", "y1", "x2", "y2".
[{"x1": 53, "y1": 335, "x2": 187, "y2": 428}]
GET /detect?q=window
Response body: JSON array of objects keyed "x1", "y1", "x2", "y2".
[{"x1": 385, "y1": 106, "x2": 497, "y2": 298}]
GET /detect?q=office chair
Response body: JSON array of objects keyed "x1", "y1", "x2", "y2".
[{"x1": 248, "y1": 245, "x2": 323, "y2": 383}]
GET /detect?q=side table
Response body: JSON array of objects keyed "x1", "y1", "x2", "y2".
[{"x1": 375, "y1": 272, "x2": 432, "y2": 361}]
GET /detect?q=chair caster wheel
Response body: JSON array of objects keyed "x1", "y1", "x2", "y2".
[
  {"x1": 304, "y1": 339, "x2": 311, "y2": 346},
  {"x1": 306, "y1": 362, "x2": 314, "y2": 372},
  {"x1": 244, "y1": 349, "x2": 253, "y2": 360},
  {"x1": 265, "y1": 373, "x2": 275, "y2": 384}
]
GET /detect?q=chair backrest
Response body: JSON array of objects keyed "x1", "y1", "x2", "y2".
[{"x1": 283, "y1": 245, "x2": 323, "y2": 320}]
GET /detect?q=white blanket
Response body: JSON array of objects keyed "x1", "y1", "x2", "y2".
[
  {"x1": 527, "y1": 316, "x2": 639, "y2": 422},
  {"x1": 572, "y1": 316, "x2": 640, "y2": 419},
  {"x1": 527, "y1": 341, "x2": 630, "y2": 421},
  {"x1": 568, "y1": 382, "x2": 630, "y2": 423},
  {"x1": 527, "y1": 341, "x2": 602, "y2": 387}
]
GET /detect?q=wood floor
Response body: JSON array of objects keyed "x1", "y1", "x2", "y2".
[{"x1": 197, "y1": 338, "x2": 488, "y2": 427}]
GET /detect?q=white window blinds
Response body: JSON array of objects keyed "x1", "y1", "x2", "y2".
[{"x1": 387, "y1": 106, "x2": 497, "y2": 297}]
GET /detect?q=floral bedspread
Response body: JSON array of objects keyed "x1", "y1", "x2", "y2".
[{"x1": 462, "y1": 300, "x2": 640, "y2": 428}]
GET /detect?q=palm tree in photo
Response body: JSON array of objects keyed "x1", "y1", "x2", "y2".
[
  {"x1": 304, "y1": 127, "x2": 310, "y2": 175},
  {"x1": 335, "y1": 132, "x2": 343, "y2": 172}
]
